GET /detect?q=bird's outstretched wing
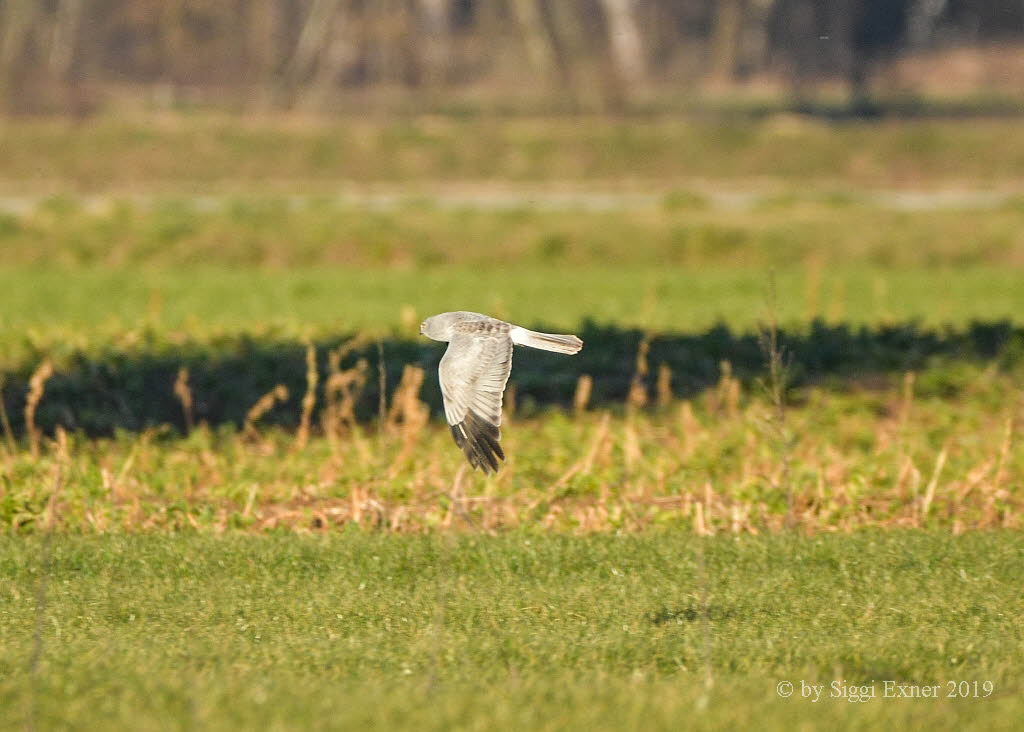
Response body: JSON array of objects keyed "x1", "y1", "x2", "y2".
[{"x1": 439, "y1": 329, "x2": 513, "y2": 473}]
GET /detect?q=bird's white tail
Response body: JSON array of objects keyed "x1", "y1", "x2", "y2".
[{"x1": 510, "y1": 327, "x2": 583, "y2": 355}]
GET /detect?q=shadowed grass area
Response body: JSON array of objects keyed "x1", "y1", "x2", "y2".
[
  {"x1": 1, "y1": 532, "x2": 1022, "y2": 729},
  {"x1": 1, "y1": 318, "x2": 1022, "y2": 437}
]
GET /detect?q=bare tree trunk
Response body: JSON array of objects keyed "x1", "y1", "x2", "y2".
[
  {"x1": 246, "y1": 0, "x2": 284, "y2": 108},
  {"x1": 907, "y1": 0, "x2": 948, "y2": 49},
  {"x1": 50, "y1": 0, "x2": 88, "y2": 116},
  {"x1": 708, "y1": 0, "x2": 743, "y2": 84},
  {"x1": 509, "y1": 0, "x2": 556, "y2": 81},
  {"x1": 416, "y1": 0, "x2": 451, "y2": 87},
  {"x1": 741, "y1": 0, "x2": 777, "y2": 78},
  {"x1": 157, "y1": 0, "x2": 190, "y2": 106},
  {"x1": 360, "y1": 0, "x2": 417, "y2": 88},
  {"x1": 305, "y1": 2, "x2": 359, "y2": 109},
  {"x1": 546, "y1": 0, "x2": 590, "y2": 106},
  {"x1": 286, "y1": 0, "x2": 343, "y2": 84},
  {"x1": 1, "y1": 0, "x2": 42, "y2": 113},
  {"x1": 599, "y1": 0, "x2": 645, "y2": 86},
  {"x1": 0, "y1": 0, "x2": 37, "y2": 70},
  {"x1": 49, "y1": 0, "x2": 83, "y2": 77}
]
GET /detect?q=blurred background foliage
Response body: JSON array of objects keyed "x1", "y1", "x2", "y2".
[{"x1": 2, "y1": 0, "x2": 1024, "y2": 117}]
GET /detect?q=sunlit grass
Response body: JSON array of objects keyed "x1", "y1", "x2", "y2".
[
  {"x1": 3, "y1": 265, "x2": 1024, "y2": 355},
  {"x1": 3, "y1": 193, "x2": 1024, "y2": 269},
  {"x1": 1, "y1": 532, "x2": 1022, "y2": 729},
  {"x1": 2, "y1": 363, "x2": 1021, "y2": 534}
]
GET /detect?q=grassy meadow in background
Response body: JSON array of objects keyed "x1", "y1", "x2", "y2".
[{"x1": 1, "y1": 113, "x2": 1023, "y2": 729}]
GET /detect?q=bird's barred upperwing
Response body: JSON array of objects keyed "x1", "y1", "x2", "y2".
[{"x1": 438, "y1": 325, "x2": 513, "y2": 473}]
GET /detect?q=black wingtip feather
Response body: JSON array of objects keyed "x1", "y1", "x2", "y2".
[{"x1": 450, "y1": 411, "x2": 504, "y2": 473}]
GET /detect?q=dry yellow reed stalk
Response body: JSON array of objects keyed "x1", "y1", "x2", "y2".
[
  {"x1": 385, "y1": 366, "x2": 430, "y2": 477},
  {"x1": 730, "y1": 505, "x2": 743, "y2": 534},
  {"x1": 694, "y1": 501, "x2": 710, "y2": 536},
  {"x1": 42, "y1": 426, "x2": 69, "y2": 531},
  {"x1": 323, "y1": 336, "x2": 369, "y2": 437},
  {"x1": 548, "y1": 412, "x2": 612, "y2": 491},
  {"x1": 173, "y1": 367, "x2": 194, "y2": 433},
  {"x1": 677, "y1": 401, "x2": 700, "y2": 458},
  {"x1": 714, "y1": 361, "x2": 740, "y2": 418},
  {"x1": 104, "y1": 441, "x2": 140, "y2": 505},
  {"x1": 623, "y1": 416, "x2": 641, "y2": 473},
  {"x1": 656, "y1": 364, "x2": 672, "y2": 408},
  {"x1": 323, "y1": 358, "x2": 368, "y2": 439},
  {"x1": 992, "y1": 416, "x2": 1013, "y2": 492},
  {"x1": 897, "y1": 371, "x2": 915, "y2": 438},
  {"x1": 920, "y1": 446, "x2": 948, "y2": 523},
  {"x1": 294, "y1": 343, "x2": 318, "y2": 451},
  {"x1": 25, "y1": 360, "x2": 54, "y2": 458},
  {"x1": 703, "y1": 480, "x2": 714, "y2": 531},
  {"x1": 244, "y1": 384, "x2": 290, "y2": 440},
  {"x1": 385, "y1": 365, "x2": 427, "y2": 428},
  {"x1": 573, "y1": 374, "x2": 593, "y2": 414},
  {"x1": 505, "y1": 383, "x2": 517, "y2": 416},
  {"x1": 956, "y1": 459, "x2": 993, "y2": 504},
  {"x1": 627, "y1": 336, "x2": 650, "y2": 409}
]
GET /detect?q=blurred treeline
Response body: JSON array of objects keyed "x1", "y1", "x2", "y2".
[{"x1": 2, "y1": 0, "x2": 1024, "y2": 115}]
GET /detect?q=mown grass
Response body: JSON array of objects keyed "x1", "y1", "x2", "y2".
[
  {"x1": 4, "y1": 193, "x2": 1024, "y2": 269},
  {"x1": 5, "y1": 115, "x2": 1024, "y2": 192},
  {"x1": 4, "y1": 265, "x2": 1024, "y2": 356},
  {"x1": 1, "y1": 532, "x2": 1022, "y2": 730},
  {"x1": 6, "y1": 264, "x2": 1024, "y2": 368}
]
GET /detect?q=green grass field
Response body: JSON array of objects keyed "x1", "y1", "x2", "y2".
[
  {"x1": 2, "y1": 533, "x2": 1022, "y2": 730},
  {"x1": 5, "y1": 115, "x2": 1024, "y2": 192},
  {"x1": 1, "y1": 114, "x2": 1023, "y2": 729}
]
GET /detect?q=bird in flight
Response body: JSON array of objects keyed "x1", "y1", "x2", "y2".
[{"x1": 420, "y1": 311, "x2": 583, "y2": 473}]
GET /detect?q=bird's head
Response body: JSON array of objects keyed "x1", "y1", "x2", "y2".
[{"x1": 420, "y1": 314, "x2": 451, "y2": 342}]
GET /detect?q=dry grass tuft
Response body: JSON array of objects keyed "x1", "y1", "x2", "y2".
[
  {"x1": 573, "y1": 375, "x2": 593, "y2": 414},
  {"x1": 244, "y1": 385, "x2": 290, "y2": 443},
  {"x1": 1, "y1": 359, "x2": 1021, "y2": 536},
  {"x1": 173, "y1": 367, "x2": 194, "y2": 433},
  {"x1": 25, "y1": 361, "x2": 54, "y2": 458},
  {"x1": 294, "y1": 342, "x2": 319, "y2": 451}
]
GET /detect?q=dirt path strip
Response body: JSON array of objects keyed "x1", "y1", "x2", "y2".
[{"x1": 0, "y1": 187, "x2": 1018, "y2": 216}]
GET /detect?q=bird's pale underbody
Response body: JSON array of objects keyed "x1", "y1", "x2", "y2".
[{"x1": 420, "y1": 311, "x2": 583, "y2": 473}]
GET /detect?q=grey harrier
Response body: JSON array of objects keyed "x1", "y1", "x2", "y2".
[{"x1": 420, "y1": 311, "x2": 583, "y2": 472}]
